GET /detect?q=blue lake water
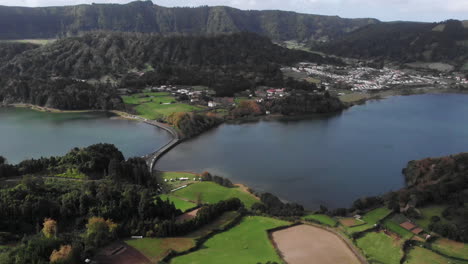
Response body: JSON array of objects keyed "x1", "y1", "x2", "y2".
[
  {"x1": 158, "y1": 94, "x2": 468, "y2": 209},
  {"x1": 0, "y1": 107, "x2": 172, "y2": 164}
]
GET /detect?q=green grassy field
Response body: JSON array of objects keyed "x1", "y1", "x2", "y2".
[
  {"x1": 122, "y1": 92, "x2": 203, "y2": 120},
  {"x1": 431, "y1": 238, "x2": 468, "y2": 260},
  {"x1": 356, "y1": 232, "x2": 403, "y2": 264},
  {"x1": 171, "y1": 216, "x2": 289, "y2": 264},
  {"x1": 415, "y1": 205, "x2": 448, "y2": 230},
  {"x1": 172, "y1": 182, "x2": 258, "y2": 208},
  {"x1": 302, "y1": 214, "x2": 337, "y2": 227},
  {"x1": 1, "y1": 39, "x2": 55, "y2": 45},
  {"x1": 382, "y1": 219, "x2": 414, "y2": 240},
  {"x1": 122, "y1": 92, "x2": 173, "y2": 105},
  {"x1": 55, "y1": 168, "x2": 87, "y2": 179},
  {"x1": 158, "y1": 171, "x2": 200, "y2": 189},
  {"x1": 160, "y1": 171, "x2": 198, "y2": 179},
  {"x1": 126, "y1": 237, "x2": 195, "y2": 263},
  {"x1": 158, "y1": 194, "x2": 196, "y2": 212},
  {"x1": 127, "y1": 211, "x2": 240, "y2": 262},
  {"x1": 404, "y1": 246, "x2": 468, "y2": 264},
  {"x1": 345, "y1": 207, "x2": 391, "y2": 234},
  {"x1": 186, "y1": 211, "x2": 241, "y2": 239}
]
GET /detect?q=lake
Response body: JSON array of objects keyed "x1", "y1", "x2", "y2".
[
  {"x1": 0, "y1": 107, "x2": 172, "y2": 164},
  {"x1": 158, "y1": 94, "x2": 468, "y2": 209}
]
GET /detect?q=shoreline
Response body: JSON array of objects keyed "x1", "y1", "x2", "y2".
[
  {"x1": 341, "y1": 87, "x2": 468, "y2": 106},
  {"x1": 3, "y1": 88, "x2": 467, "y2": 172}
]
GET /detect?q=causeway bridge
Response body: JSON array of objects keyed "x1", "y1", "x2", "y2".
[
  {"x1": 119, "y1": 113, "x2": 180, "y2": 172},
  {"x1": 141, "y1": 119, "x2": 180, "y2": 172}
]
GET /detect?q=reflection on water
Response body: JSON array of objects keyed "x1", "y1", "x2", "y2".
[
  {"x1": 158, "y1": 94, "x2": 468, "y2": 209},
  {"x1": 0, "y1": 107, "x2": 172, "y2": 164}
]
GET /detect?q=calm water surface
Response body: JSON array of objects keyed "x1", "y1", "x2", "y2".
[
  {"x1": 158, "y1": 94, "x2": 468, "y2": 209},
  {"x1": 0, "y1": 107, "x2": 172, "y2": 164}
]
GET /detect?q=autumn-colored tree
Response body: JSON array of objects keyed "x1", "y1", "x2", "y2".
[
  {"x1": 232, "y1": 100, "x2": 263, "y2": 117},
  {"x1": 85, "y1": 217, "x2": 118, "y2": 248},
  {"x1": 201, "y1": 171, "x2": 212, "y2": 181},
  {"x1": 42, "y1": 218, "x2": 57, "y2": 238},
  {"x1": 86, "y1": 217, "x2": 117, "y2": 236},
  {"x1": 50, "y1": 245, "x2": 72, "y2": 263},
  {"x1": 167, "y1": 112, "x2": 189, "y2": 127}
]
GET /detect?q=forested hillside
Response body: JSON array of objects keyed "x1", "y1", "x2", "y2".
[
  {"x1": 0, "y1": 1, "x2": 378, "y2": 41},
  {"x1": 0, "y1": 42, "x2": 39, "y2": 64},
  {"x1": 0, "y1": 32, "x2": 341, "y2": 109},
  {"x1": 319, "y1": 20, "x2": 468, "y2": 69}
]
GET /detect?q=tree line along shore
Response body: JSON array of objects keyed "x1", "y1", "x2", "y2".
[{"x1": 0, "y1": 143, "x2": 467, "y2": 264}]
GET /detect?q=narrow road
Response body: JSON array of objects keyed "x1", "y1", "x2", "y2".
[
  {"x1": 142, "y1": 119, "x2": 180, "y2": 172},
  {"x1": 119, "y1": 114, "x2": 180, "y2": 172}
]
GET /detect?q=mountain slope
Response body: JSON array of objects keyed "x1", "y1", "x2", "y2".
[
  {"x1": 0, "y1": 32, "x2": 338, "y2": 109},
  {"x1": 1, "y1": 32, "x2": 333, "y2": 80},
  {"x1": 0, "y1": 1, "x2": 378, "y2": 41},
  {"x1": 319, "y1": 20, "x2": 468, "y2": 69}
]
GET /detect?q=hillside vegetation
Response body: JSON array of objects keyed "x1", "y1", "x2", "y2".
[
  {"x1": 319, "y1": 20, "x2": 468, "y2": 70},
  {"x1": 0, "y1": 1, "x2": 378, "y2": 41},
  {"x1": 0, "y1": 31, "x2": 341, "y2": 109}
]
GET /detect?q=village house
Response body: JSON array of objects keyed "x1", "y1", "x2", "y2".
[{"x1": 214, "y1": 97, "x2": 235, "y2": 106}]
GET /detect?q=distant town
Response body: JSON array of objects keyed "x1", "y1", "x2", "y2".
[{"x1": 285, "y1": 63, "x2": 468, "y2": 93}]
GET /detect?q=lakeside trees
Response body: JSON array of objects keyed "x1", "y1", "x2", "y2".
[{"x1": 167, "y1": 112, "x2": 222, "y2": 138}]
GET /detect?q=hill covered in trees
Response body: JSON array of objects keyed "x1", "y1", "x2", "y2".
[
  {"x1": 0, "y1": 31, "x2": 341, "y2": 109},
  {"x1": 340, "y1": 152, "x2": 468, "y2": 242},
  {"x1": 319, "y1": 20, "x2": 468, "y2": 70},
  {"x1": 0, "y1": 1, "x2": 378, "y2": 42}
]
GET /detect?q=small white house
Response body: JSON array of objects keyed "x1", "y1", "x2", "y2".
[{"x1": 208, "y1": 101, "x2": 217, "y2": 108}]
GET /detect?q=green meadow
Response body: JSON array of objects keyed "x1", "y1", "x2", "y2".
[
  {"x1": 382, "y1": 219, "x2": 414, "y2": 240},
  {"x1": 345, "y1": 207, "x2": 391, "y2": 234},
  {"x1": 356, "y1": 232, "x2": 403, "y2": 264},
  {"x1": 170, "y1": 216, "x2": 289, "y2": 264},
  {"x1": 404, "y1": 246, "x2": 468, "y2": 264},
  {"x1": 172, "y1": 182, "x2": 258, "y2": 208},
  {"x1": 302, "y1": 214, "x2": 338, "y2": 227},
  {"x1": 158, "y1": 194, "x2": 196, "y2": 212},
  {"x1": 122, "y1": 92, "x2": 203, "y2": 120}
]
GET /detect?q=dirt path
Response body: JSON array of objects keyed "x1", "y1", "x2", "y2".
[
  {"x1": 272, "y1": 225, "x2": 362, "y2": 264},
  {"x1": 94, "y1": 242, "x2": 151, "y2": 264},
  {"x1": 176, "y1": 208, "x2": 200, "y2": 223}
]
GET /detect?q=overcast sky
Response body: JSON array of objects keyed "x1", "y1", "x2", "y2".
[{"x1": 2, "y1": 0, "x2": 467, "y2": 22}]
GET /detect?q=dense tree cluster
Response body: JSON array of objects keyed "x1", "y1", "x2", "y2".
[
  {"x1": 253, "y1": 193, "x2": 304, "y2": 217},
  {"x1": 0, "y1": 1, "x2": 377, "y2": 41},
  {"x1": 200, "y1": 171, "x2": 234, "y2": 188},
  {"x1": 265, "y1": 92, "x2": 345, "y2": 115},
  {"x1": 230, "y1": 101, "x2": 264, "y2": 118},
  {"x1": 319, "y1": 20, "x2": 468, "y2": 70},
  {"x1": 0, "y1": 42, "x2": 39, "y2": 64},
  {"x1": 351, "y1": 196, "x2": 384, "y2": 212},
  {"x1": 0, "y1": 178, "x2": 180, "y2": 235},
  {"x1": 375, "y1": 152, "x2": 468, "y2": 242},
  {"x1": 0, "y1": 78, "x2": 123, "y2": 110},
  {"x1": 0, "y1": 144, "x2": 152, "y2": 185},
  {"x1": 167, "y1": 112, "x2": 222, "y2": 138},
  {"x1": 155, "y1": 198, "x2": 242, "y2": 237},
  {"x1": 0, "y1": 31, "x2": 345, "y2": 108}
]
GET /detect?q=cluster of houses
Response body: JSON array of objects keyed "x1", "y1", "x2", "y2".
[
  {"x1": 164, "y1": 177, "x2": 202, "y2": 182},
  {"x1": 288, "y1": 63, "x2": 466, "y2": 92},
  {"x1": 254, "y1": 87, "x2": 288, "y2": 98}
]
